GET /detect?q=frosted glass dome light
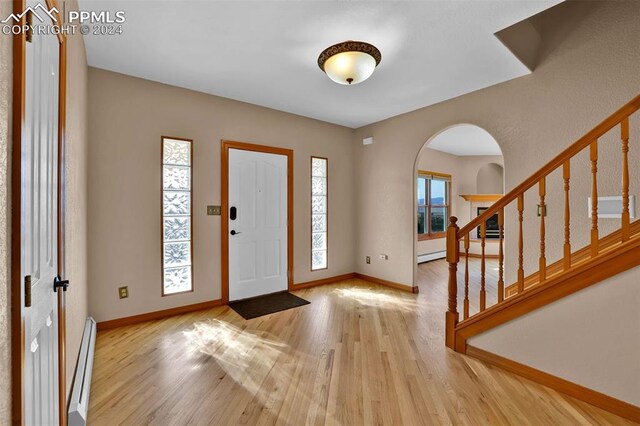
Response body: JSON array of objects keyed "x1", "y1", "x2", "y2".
[{"x1": 318, "y1": 41, "x2": 381, "y2": 85}]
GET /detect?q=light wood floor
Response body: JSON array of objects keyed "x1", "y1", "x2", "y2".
[{"x1": 88, "y1": 259, "x2": 633, "y2": 425}]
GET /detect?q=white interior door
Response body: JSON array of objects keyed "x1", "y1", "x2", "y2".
[
  {"x1": 23, "y1": 5, "x2": 60, "y2": 424},
  {"x1": 228, "y1": 149, "x2": 288, "y2": 301}
]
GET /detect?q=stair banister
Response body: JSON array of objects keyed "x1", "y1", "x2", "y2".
[
  {"x1": 456, "y1": 94, "x2": 640, "y2": 240},
  {"x1": 445, "y1": 93, "x2": 640, "y2": 355}
]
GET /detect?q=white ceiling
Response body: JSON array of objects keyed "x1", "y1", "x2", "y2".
[
  {"x1": 80, "y1": 0, "x2": 561, "y2": 128},
  {"x1": 427, "y1": 124, "x2": 502, "y2": 156}
]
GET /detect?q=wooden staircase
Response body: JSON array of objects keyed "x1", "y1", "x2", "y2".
[{"x1": 444, "y1": 94, "x2": 640, "y2": 353}]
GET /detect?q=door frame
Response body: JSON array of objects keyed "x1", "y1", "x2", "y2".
[
  {"x1": 11, "y1": 1, "x2": 67, "y2": 424},
  {"x1": 220, "y1": 140, "x2": 294, "y2": 304}
]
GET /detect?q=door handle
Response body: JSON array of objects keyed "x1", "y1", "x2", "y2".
[
  {"x1": 230, "y1": 230, "x2": 242, "y2": 235},
  {"x1": 53, "y1": 275, "x2": 69, "y2": 292}
]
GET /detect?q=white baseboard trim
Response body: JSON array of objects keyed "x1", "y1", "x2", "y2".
[{"x1": 417, "y1": 250, "x2": 446, "y2": 264}]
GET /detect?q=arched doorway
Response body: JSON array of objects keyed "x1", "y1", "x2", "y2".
[{"x1": 413, "y1": 124, "x2": 504, "y2": 283}]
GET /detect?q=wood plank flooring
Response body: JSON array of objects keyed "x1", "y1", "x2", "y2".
[{"x1": 88, "y1": 259, "x2": 634, "y2": 425}]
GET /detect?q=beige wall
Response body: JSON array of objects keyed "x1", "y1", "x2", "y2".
[
  {"x1": 416, "y1": 147, "x2": 503, "y2": 257},
  {"x1": 476, "y1": 163, "x2": 504, "y2": 194},
  {"x1": 354, "y1": 1, "x2": 640, "y2": 286},
  {"x1": 62, "y1": 0, "x2": 89, "y2": 394},
  {"x1": 87, "y1": 68, "x2": 356, "y2": 322},
  {"x1": 0, "y1": 0, "x2": 13, "y2": 421},
  {"x1": 469, "y1": 267, "x2": 640, "y2": 406}
]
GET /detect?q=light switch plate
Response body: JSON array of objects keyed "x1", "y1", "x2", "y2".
[{"x1": 207, "y1": 205, "x2": 221, "y2": 216}]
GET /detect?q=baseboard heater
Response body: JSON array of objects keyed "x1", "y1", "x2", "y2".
[
  {"x1": 417, "y1": 250, "x2": 446, "y2": 264},
  {"x1": 68, "y1": 317, "x2": 97, "y2": 426}
]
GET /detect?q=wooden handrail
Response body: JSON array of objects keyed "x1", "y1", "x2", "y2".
[
  {"x1": 447, "y1": 93, "x2": 640, "y2": 360},
  {"x1": 457, "y1": 94, "x2": 640, "y2": 238}
]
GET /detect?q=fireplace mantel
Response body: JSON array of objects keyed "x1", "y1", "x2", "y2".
[{"x1": 459, "y1": 194, "x2": 503, "y2": 202}]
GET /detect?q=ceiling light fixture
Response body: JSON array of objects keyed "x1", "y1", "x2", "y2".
[{"x1": 318, "y1": 41, "x2": 382, "y2": 85}]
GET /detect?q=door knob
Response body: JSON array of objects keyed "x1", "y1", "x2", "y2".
[
  {"x1": 53, "y1": 275, "x2": 70, "y2": 292},
  {"x1": 230, "y1": 230, "x2": 242, "y2": 235}
]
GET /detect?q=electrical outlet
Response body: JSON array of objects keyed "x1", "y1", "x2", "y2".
[
  {"x1": 207, "y1": 205, "x2": 221, "y2": 215},
  {"x1": 379, "y1": 254, "x2": 388, "y2": 260},
  {"x1": 366, "y1": 256, "x2": 371, "y2": 264},
  {"x1": 118, "y1": 286, "x2": 128, "y2": 299}
]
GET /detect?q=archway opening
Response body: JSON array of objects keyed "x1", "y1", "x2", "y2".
[{"x1": 413, "y1": 124, "x2": 504, "y2": 272}]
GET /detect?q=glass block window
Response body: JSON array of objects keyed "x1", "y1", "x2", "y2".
[
  {"x1": 162, "y1": 137, "x2": 193, "y2": 295},
  {"x1": 311, "y1": 157, "x2": 328, "y2": 270}
]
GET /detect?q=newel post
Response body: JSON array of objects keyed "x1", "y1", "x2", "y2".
[{"x1": 445, "y1": 216, "x2": 459, "y2": 350}]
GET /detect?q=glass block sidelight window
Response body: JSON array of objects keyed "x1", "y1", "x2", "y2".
[
  {"x1": 162, "y1": 137, "x2": 193, "y2": 295},
  {"x1": 311, "y1": 157, "x2": 328, "y2": 270}
]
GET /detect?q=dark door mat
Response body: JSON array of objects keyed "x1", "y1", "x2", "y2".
[{"x1": 229, "y1": 292, "x2": 310, "y2": 320}]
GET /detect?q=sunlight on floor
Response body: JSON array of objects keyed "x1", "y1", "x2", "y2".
[
  {"x1": 334, "y1": 287, "x2": 417, "y2": 311},
  {"x1": 183, "y1": 319, "x2": 331, "y2": 424},
  {"x1": 183, "y1": 320, "x2": 286, "y2": 380}
]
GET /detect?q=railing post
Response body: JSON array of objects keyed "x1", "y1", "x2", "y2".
[{"x1": 446, "y1": 216, "x2": 459, "y2": 350}]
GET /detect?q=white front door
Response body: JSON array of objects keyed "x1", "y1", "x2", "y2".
[
  {"x1": 228, "y1": 149, "x2": 288, "y2": 301},
  {"x1": 23, "y1": 4, "x2": 61, "y2": 424}
]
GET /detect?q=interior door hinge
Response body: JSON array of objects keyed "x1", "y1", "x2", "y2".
[
  {"x1": 24, "y1": 275, "x2": 32, "y2": 308},
  {"x1": 25, "y1": 10, "x2": 34, "y2": 43}
]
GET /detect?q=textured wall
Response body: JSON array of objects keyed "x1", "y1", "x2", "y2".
[
  {"x1": 87, "y1": 68, "x2": 357, "y2": 322},
  {"x1": 0, "y1": 0, "x2": 13, "y2": 422},
  {"x1": 354, "y1": 1, "x2": 640, "y2": 286},
  {"x1": 476, "y1": 163, "x2": 504, "y2": 194},
  {"x1": 62, "y1": 0, "x2": 89, "y2": 394}
]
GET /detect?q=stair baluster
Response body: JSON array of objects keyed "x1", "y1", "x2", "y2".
[
  {"x1": 539, "y1": 178, "x2": 546, "y2": 281},
  {"x1": 498, "y1": 208, "x2": 504, "y2": 303},
  {"x1": 480, "y1": 222, "x2": 486, "y2": 311},
  {"x1": 517, "y1": 194, "x2": 524, "y2": 293},
  {"x1": 563, "y1": 161, "x2": 571, "y2": 271},
  {"x1": 621, "y1": 117, "x2": 630, "y2": 241},
  {"x1": 464, "y1": 233, "x2": 470, "y2": 320},
  {"x1": 591, "y1": 141, "x2": 599, "y2": 257}
]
